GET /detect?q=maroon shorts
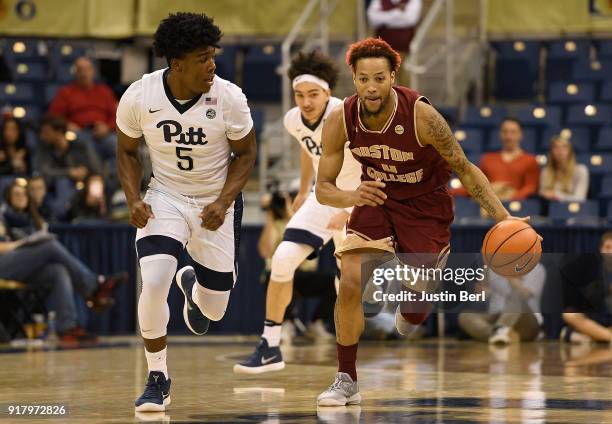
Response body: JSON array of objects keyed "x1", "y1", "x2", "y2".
[{"x1": 347, "y1": 186, "x2": 454, "y2": 256}]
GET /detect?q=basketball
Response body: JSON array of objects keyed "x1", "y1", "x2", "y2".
[{"x1": 481, "y1": 220, "x2": 542, "y2": 277}]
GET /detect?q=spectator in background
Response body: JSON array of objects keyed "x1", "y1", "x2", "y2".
[
  {"x1": 540, "y1": 136, "x2": 589, "y2": 202},
  {"x1": 459, "y1": 263, "x2": 546, "y2": 344},
  {"x1": 47, "y1": 56, "x2": 117, "y2": 160},
  {"x1": 1, "y1": 180, "x2": 45, "y2": 239},
  {"x1": 0, "y1": 117, "x2": 30, "y2": 176},
  {"x1": 28, "y1": 175, "x2": 55, "y2": 223},
  {"x1": 66, "y1": 174, "x2": 108, "y2": 223},
  {"x1": 561, "y1": 232, "x2": 612, "y2": 344},
  {"x1": 367, "y1": 0, "x2": 422, "y2": 83}
]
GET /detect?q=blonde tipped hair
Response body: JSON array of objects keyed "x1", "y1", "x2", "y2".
[{"x1": 541, "y1": 135, "x2": 576, "y2": 194}]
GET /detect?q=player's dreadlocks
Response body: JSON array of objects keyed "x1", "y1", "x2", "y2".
[
  {"x1": 153, "y1": 12, "x2": 222, "y2": 66},
  {"x1": 345, "y1": 37, "x2": 401, "y2": 73},
  {"x1": 288, "y1": 50, "x2": 339, "y2": 90}
]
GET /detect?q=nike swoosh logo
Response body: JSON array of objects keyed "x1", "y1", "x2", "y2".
[
  {"x1": 149, "y1": 108, "x2": 162, "y2": 113},
  {"x1": 187, "y1": 301, "x2": 194, "y2": 311},
  {"x1": 261, "y1": 355, "x2": 277, "y2": 365},
  {"x1": 514, "y1": 255, "x2": 533, "y2": 273}
]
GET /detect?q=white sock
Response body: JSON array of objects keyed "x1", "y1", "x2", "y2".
[
  {"x1": 262, "y1": 320, "x2": 282, "y2": 347},
  {"x1": 145, "y1": 347, "x2": 168, "y2": 378}
]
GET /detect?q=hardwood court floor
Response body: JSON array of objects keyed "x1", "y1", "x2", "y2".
[{"x1": 0, "y1": 336, "x2": 610, "y2": 423}]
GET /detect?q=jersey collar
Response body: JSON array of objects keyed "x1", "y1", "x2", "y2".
[{"x1": 163, "y1": 69, "x2": 204, "y2": 114}]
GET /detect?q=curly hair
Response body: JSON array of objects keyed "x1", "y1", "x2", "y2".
[
  {"x1": 287, "y1": 50, "x2": 339, "y2": 89},
  {"x1": 345, "y1": 37, "x2": 401, "y2": 73},
  {"x1": 153, "y1": 12, "x2": 222, "y2": 65}
]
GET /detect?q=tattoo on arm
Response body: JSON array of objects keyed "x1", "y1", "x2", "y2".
[
  {"x1": 470, "y1": 184, "x2": 498, "y2": 219},
  {"x1": 423, "y1": 109, "x2": 469, "y2": 176}
]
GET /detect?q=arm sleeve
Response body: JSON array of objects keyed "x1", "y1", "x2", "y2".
[
  {"x1": 223, "y1": 82, "x2": 254, "y2": 141},
  {"x1": 557, "y1": 164, "x2": 589, "y2": 202},
  {"x1": 115, "y1": 81, "x2": 143, "y2": 139},
  {"x1": 513, "y1": 156, "x2": 540, "y2": 200}
]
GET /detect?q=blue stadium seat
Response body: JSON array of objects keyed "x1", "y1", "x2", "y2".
[
  {"x1": 214, "y1": 44, "x2": 237, "y2": 82},
  {"x1": 452, "y1": 197, "x2": 482, "y2": 225},
  {"x1": 466, "y1": 152, "x2": 482, "y2": 165},
  {"x1": 493, "y1": 41, "x2": 540, "y2": 99},
  {"x1": 566, "y1": 104, "x2": 611, "y2": 127},
  {"x1": 598, "y1": 40, "x2": 612, "y2": 60},
  {"x1": 503, "y1": 199, "x2": 542, "y2": 217},
  {"x1": 577, "y1": 153, "x2": 612, "y2": 174},
  {"x1": 572, "y1": 59, "x2": 612, "y2": 84},
  {"x1": 601, "y1": 81, "x2": 612, "y2": 103},
  {"x1": 549, "y1": 200, "x2": 599, "y2": 222},
  {"x1": 599, "y1": 175, "x2": 612, "y2": 198},
  {"x1": 242, "y1": 44, "x2": 281, "y2": 102},
  {"x1": 0, "y1": 83, "x2": 35, "y2": 103},
  {"x1": 488, "y1": 127, "x2": 537, "y2": 152},
  {"x1": 454, "y1": 128, "x2": 483, "y2": 153},
  {"x1": 607, "y1": 199, "x2": 612, "y2": 221},
  {"x1": 54, "y1": 62, "x2": 75, "y2": 83},
  {"x1": 437, "y1": 105, "x2": 458, "y2": 126},
  {"x1": 3, "y1": 39, "x2": 46, "y2": 63},
  {"x1": 546, "y1": 40, "x2": 592, "y2": 83},
  {"x1": 0, "y1": 175, "x2": 17, "y2": 197},
  {"x1": 10, "y1": 105, "x2": 41, "y2": 123},
  {"x1": 548, "y1": 81, "x2": 595, "y2": 105},
  {"x1": 251, "y1": 107, "x2": 264, "y2": 140},
  {"x1": 594, "y1": 127, "x2": 612, "y2": 151},
  {"x1": 11, "y1": 61, "x2": 48, "y2": 82},
  {"x1": 460, "y1": 105, "x2": 507, "y2": 129},
  {"x1": 48, "y1": 41, "x2": 87, "y2": 64},
  {"x1": 516, "y1": 105, "x2": 562, "y2": 129},
  {"x1": 45, "y1": 83, "x2": 62, "y2": 105},
  {"x1": 541, "y1": 127, "x2": 591, "y2": 152}
]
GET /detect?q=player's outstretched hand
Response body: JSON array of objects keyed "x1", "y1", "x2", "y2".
[
  {"x1": 504, "y1": 215, "x2": 544, "y2": 242},
  {"x1": 129, "y1": 200, "x2": 154, "y2": 228},
  {"x1": 352, "y1": 180, "x2": 387, "y2": 207},
  {"x1": 200, "y1": 199, "x2": 230, "y2": 231}
]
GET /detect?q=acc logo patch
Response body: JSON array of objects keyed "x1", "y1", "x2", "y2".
[
  {"x1": 394, "y1": 125, "x2": 404, "y2": 135},
  {"x1": 206, "y1": 109, "x2": 216, "y2": 119}
]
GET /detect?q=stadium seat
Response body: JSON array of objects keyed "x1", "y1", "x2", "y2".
[
  {"x1": 487, "y1": 127, "x2": 536, "y2": 152},
  {"x1": 607, "y1": 199, "x2": 612, "y2": 221},
  {"x1": 454, "y1": 128, "x2": 483, "y2": 153},
  {"x1": 466, "y1": 152, "x2": 482, "y2": 165},
  {"x1": 0, "y1": 83, "x2": 35, "y2": 103},
  {"x1": 48, "y1": 41, "x2": 87, "y2": 64},
  {"x1": 546, "y1": 39, "x2": 591, "y2": 83},
  {"x1": 54, "y1": 62, "x2": 75, "y2": 83},
  {"x1": 437, "y1": 105, "x2": 458, "y2": 126},
  {"x1": 541, "y1": 127, "x2": 591, "y2": 152},
  {"x1": 599, "y1": 175, "x2": 612, "y2": 198},
  {"x1": 44, "y1": 83, "x2": 62, "y2": 105},
  {"x1": 452, "y1": 197, "x2": 482, "y2": 225},
  {"x1": 251, "y1": 107, "x2": 265, "y2": 141},
  {"x1": 242, "y1": 44, "x2": 281, "y2": 102},
  {"x1": 549, "y1": 200, "x2": 599, "y2": 223},
  {"x1": 601, "y1": 81, "x2": 612, "y2": 103},
  {"x1": 571, "y1": 59, "x2": 612, "y2": 84},
  {"x1": 597, "y1": 39, "x2": 612, "y2": 60},
  {"x1": 214, "y1": 44, "x2": 237, "y2": 82},
  {"x1": 594, "y1": 127, "x2": 612, "y2": 151},
  {"x1": 503, "y1": 198, "x2": 542, "y2": 217},
  {"x1": 516, "y1": 105, "x2": 562, "y2": 130},
  {"x1": 9, "y1": 105, "x2": 41, "y2": 122},
  {"x1": 11, "y1": 61, "x2": 47, "y2": 82},
  {"x1": 460, "y1": 105, "x2": 507, "y2": 129},
  {"x1": 566, "y1": 104, "x2": 611, "y2": 127},
  {"x1": 492, "y1": 41, "x2": 540, "y2": 99},
  {"x1": 3, "y1": 39, "x2": 46, "y2": 63},
  {"x1": 577, "y1": 153, "x2": 612, "y2": 174},
  {"x1": 548, "y1": 81, "x2": 595, "y2": 105}
]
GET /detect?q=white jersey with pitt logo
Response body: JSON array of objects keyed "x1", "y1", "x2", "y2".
[
  {"x1": 116, "y1": 68, "x2": 253, "y2": 198},
  {"x1": 283, "y1": 97, "x2": 361, "y2": 191}
]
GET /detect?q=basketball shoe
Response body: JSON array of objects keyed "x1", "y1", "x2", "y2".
[
  {"x1": 317, "y1": 372, "x2": 361, "y2": 406},
  {"x1": 233, "y1": 338, "x2": 285, "y2": 374},
  {"x1": 175, "y1": 266, "x2": 209, "y2": 335},
  {"x1": 135, "y1": 371, "x2": 171, "y2": 412}
]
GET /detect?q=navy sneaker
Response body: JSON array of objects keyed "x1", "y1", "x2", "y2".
[
  {"x1": 233, "y1": 338, "x2": 285, "y2": 374},
  {"x1": 135, "y1": 371, "x2": 171, "y2": 412},
  {"x1": 175, "y1": 266, "x2": 210, "y2": 335}
]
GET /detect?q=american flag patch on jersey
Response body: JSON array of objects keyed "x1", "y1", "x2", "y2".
[{"x1": 205, "y1": 97, "x2": 217, "y2": 105}]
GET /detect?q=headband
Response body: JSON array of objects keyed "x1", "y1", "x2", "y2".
[{"x1": 292, "y1": 74, "x2": 330, "y2": 91}]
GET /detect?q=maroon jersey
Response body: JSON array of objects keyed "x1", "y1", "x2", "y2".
[{"x1": 343, "y1": 86, "x2": 451, "y2": 200}]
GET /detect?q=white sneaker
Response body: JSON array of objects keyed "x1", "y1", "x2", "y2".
[
  {"x1": 317, "y1": 372, "x2": 361, "y2": 406},
  {"x1": 306, "y1": 320, "x2": 334, "y2": 343},
  {"x1": 489, "y1": 326, "x2": 511, "y2": 345},
  {"x1": 280, "y1": 321, "x2": 296, "y2": 345}
]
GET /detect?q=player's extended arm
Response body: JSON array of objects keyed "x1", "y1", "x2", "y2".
[
  {"x1": 415, "y1": 101, "x2": 510, "y2": 222},
  {"x1": 291, "y1": 149, "x2": 314, "y2": 212},
  {"x1": 116, "y1": 129, "x2": 154, "y2": 228},
  {"x1": 316, "y1": 107, "x2": 386, "y2": 208},
  {"x1": 200, "y1": 128, "x2": 257, "y2": 231}
]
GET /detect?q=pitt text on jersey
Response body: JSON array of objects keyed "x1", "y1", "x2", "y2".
[{"x1": 157, "y1": 120, "x2": 209, "y2": 146}]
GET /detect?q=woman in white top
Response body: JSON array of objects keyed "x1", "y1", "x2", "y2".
[{"x1": 540, "y1": 136, "x2": 589, "y2": 202}]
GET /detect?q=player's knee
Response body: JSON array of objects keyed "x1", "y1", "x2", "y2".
[
  {"x1": 194, "y1": 286, "x2": 230, "y2": 321},
  {"x1": 270, "y1": 242, "x2": 312, "y2": 282}
]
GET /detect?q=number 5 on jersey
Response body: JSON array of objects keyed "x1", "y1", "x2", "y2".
[{"x1": 176, "y1": 147, "x2": 193, "y2": 170}]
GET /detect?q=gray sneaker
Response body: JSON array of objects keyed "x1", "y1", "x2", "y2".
[{"x1": 317, "y1": 372, "x2": 361, "y2": 406}]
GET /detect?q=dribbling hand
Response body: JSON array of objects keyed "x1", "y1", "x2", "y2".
[
  {"x1": 129, "y1": 200, "x2": 154, "y2": 228},
  {"x1": 352, "y1": 180, "x2": 387, "y2": 207}
]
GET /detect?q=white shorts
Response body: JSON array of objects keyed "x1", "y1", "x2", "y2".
[
  {"x1": 135, "y1": 179, "x2": 241, "y2": 284},
  {"x1": 283, "y1": 192, "x2": 348, "y2": 254}
]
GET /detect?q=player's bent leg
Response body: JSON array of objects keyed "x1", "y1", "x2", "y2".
[
  {"x1": 234, "y1": 241, "x2": 314, "y2": 375},
  {"x1": 135, "y1": 235, "x2": 182, "y2": 412}
]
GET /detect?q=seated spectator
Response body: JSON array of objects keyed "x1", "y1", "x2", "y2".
[
  {"x1": 561, "y1": 232, "x2": 612, "y2": 344},
  {"x1": 458, "y1": 263, "x2": 546, "y2": 344},
  {"x1": 47, "y1": 56, "x2": 117, "y2": 160},
  {"x1": 1, "y1": 179, "x2": 44, "y2": 239},
  {"x1": 36, "y1": 115, "x2": 101, "y2": 187},
  {"x1": 0, "y1": 117, "x2": 30, "y2": 176},
  {"x1": 28, "y1": 175, "x2": 55, "y2": 223},
  {"x1": 539, "y1": 136, "x2": 589, "y2": 202},
  {"x1": 452, "y1": 118, "x2": 540, "y2": 201},
  {"x1": 66, "y1": 174, "x2": 109, "y2": 223},
  {"x1": 0, "y1": 200, "x2": 126, "y2": 343}
]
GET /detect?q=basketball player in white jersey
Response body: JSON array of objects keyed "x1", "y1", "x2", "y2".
[
  {"x1": 233, "y1": 50, "x2": 361, "y2": 374},
  {"x1": 116, "y1": 13, "x2": 256, "y2": 412}
]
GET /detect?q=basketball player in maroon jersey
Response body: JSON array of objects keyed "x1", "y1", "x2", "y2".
[{"x1": 314, "y1": 38, "x2": 523, "y2": 405}]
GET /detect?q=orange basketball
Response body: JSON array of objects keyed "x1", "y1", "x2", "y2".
[{"x1": 481, "y1": 220, "x2": 542, "y2": 277}]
